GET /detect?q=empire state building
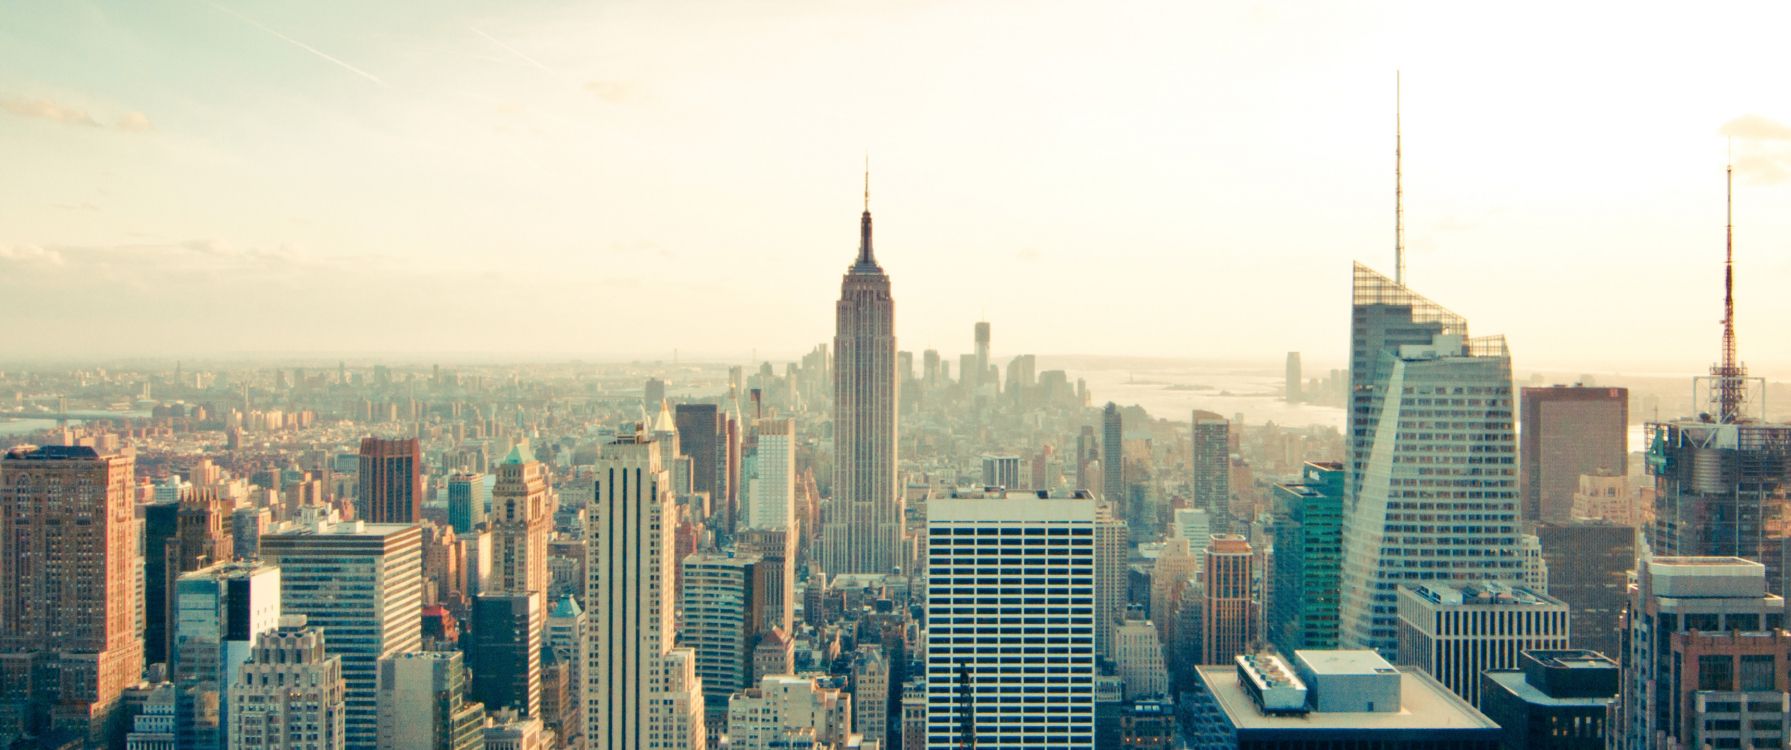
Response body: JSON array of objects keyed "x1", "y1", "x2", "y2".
[{"x1": 822, "y1": 177, "x2": 904, "y2": 575}]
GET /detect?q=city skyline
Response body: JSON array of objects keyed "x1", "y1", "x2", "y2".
[{"x1": 3, "y1": 2, "x2": 1791, "y2": 373}]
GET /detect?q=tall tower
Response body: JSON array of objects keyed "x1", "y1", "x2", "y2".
[
  {"x1": 1101, "y1": 403, "x2": 1124, "y2": 505},
  {"x1": 823, "y1": 172, "x2": 904, "y2": 575},
  {"x1": 0, "y1": 445, "x2": 144, "y2": 747},
  {"x1": 1339, "y1": 265, "x2": 1522, "y2": 654},
  {"x1": 1191, "y1": 411, "x2": 1232, "y2": 534},
  {"x1": 586, "y1": 428, "x2": 707, "y2": 750},
  {"x1": 475, "y1": 443, "x2": 550, "y2": 720},
  {"x1": 356, "y1": 437, "x2": 421, "y2": 524},
  {"x1": 1201, "y1": 535, "x2": 1255, "y2": 666},
  {"x1": 973, "y1": 321, "x2": 991, "y2": 389}
]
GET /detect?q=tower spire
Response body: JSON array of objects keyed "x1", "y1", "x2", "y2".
[
  {"x1": 1715, "y1": 159, "x2": 1744, "y2": 421},
  {"x1": 1395, "y1": 70, "x2": 1406, "y2": 287},
  {"x1": 857, "y1": 155, "x2": 876, "y2": 268}
]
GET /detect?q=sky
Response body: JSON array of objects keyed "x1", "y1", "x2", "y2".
[{"x1": 3, "y1": 1, "x2": 1791, "y2": 375}]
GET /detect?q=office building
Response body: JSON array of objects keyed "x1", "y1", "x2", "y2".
[
  {"x1": 375, "y1": 651, "x2": 484, "y2": 750},
  {"x1": 1532, "y1": 521, "x2": 1632, "y2": 658},
  {"x1": 228, "y1": 616, "x2": 346, "y2": 750},
  {"x1": 143, "y1": 499, "x2": 183, "y2": 668},
  {"x1": 681, "y1": 552, "x2": 768, "y2": 717},
  {"x1": 585, "y1": 428, "x2": 707, "y2": 750},
  {"x1": 543, "y1": 594, "x2": 585, "y2": 748},
  {"x1": 974, "y1": 321, "x2": 992, "y2": 390},
  {"x1": 736, "y1": 529, "x2": 795, "y2": 634},
  {"x1": 171, "y1": 561, "x2": 282, "y2": 750},
  {"x1": 675, "y1": 403, "x2": 731, "y2": 531},
  {"x1": 644, "y1": 378, "x2": 667, "y2": 410},
  {"x1": 1170, "y1": 507, "x2": 1211, "y2": 551},
  {"x1": 1203, "y1": 535, "x2": 1255, "y2": 666},
  {"x1": 1615, "y1": 556, "x2": 1791, "y2": 750},
  {"x1": 1340, "y1": 264, "x2": 1523, "y2": 654},
  {"x1": 1285, "y1": 352, "x2": 1302, "y2": 403},
  {"x1": 1187, "y1": 650, "x2": 1500, "y2": 750},
  {"x1": 1114, "y1": 617, "x2": 1169, "y2": 699},
  {"x1": 1101, "y1": 403, "x2": 1123, "y2": 504},
  {"x1": 1394, "y1": 583, "x2": 1569, "y2": 707},
  {"x1": 125, "y1": 682, "x2": 176, "y2": 750},
  {"x1": 1268, "y1": 461, "x2": 1344, "y2": 655},
  {"x1": 147, "y1": 489, "x2": 236, "y2": 669},
  {"x1": 1094, "y1": 502, "x2": 1129, "y2": 663},
  {"x1": 446, "y1": 473, "x2": 487, "y2": 536},
  {"x1": 357, "y1": 437, "x2": 422, "y2": 524},
  {"x1": 1192, "y1": 411, "x2": 1232, "y2": 534},
  {"x1": 979, "y1": 455, "x2": 1022, "y2": 490},
  {"x1": 1520, "y1": 385, "x2": 1627, "y2": 525},
  {"x1": 0, "y1": 445, "x2": 144, "y2": 746},
  {"x1": 482, "y1": 710, "x2": 550, "y2": 750},
  {"x1": 850, "y1": 645, "x2": 889, "y2": 747},
  {"x1": 823, "y1": 186, "x2": 903, "y2": 576},
  {"x1": 746, "y1": 418, "x2": 795, "y2": 532},
  {"x1": 469, "y1": 592, "x2": 542, "y2": 719},
  {"x1": 260, "y1": 518, "x2": 423, "y2": 750},
  {"x1": 1479, "y1": 650, "x2": 1618, "y2": 750},
  {"x1": 725, "y1": 675, "x2": 855, "y2": 750},
  {"x1": 925, "y1": 495, "x2": 1096, "y2": 749}
]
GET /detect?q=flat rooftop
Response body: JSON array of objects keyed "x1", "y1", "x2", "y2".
[
  {"x1": 1294, "y1": 649, "x2": 1397, "y2": 677},
  {"x1": 1198, "y1": 665, "x2": 1497, "y2": 732},
  {"x1": 1482, "y1": 671, "x2": 1614, "y2": 709}
]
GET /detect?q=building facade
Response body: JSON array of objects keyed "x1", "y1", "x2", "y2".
[
  {"x1": 1268, "y1": 461, "x2": 1343, "y2": 655},
  {"x1": 1192, "y1": 412, "x2": 1232, "y2": 535},
  {"x1": 1203, "y1": 535, "x2": 1255, "y2": 666},
  {"x1": 1394, "y1": 583, "x2": 1569, "y2": 707},
  {"x1": 228, "y1": 617, "x2": 346, "y2": 750},
  {"x1": 1519, "y1": 385, "x2": 1628, "y2": 525},
  {"x1": 356, "y1": 437, "x2": 422, "y2": 524}
]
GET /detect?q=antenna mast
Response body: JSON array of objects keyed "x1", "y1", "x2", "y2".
[
  {"x1": 1715, "y1": 161, "x2": 1744, "y2": 421},
  {"x1": 1395, "y1": 71, "x2": 1406, "y2": 286}
]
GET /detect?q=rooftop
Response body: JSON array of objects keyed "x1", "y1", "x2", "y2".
[
  {"x1": 1403, "y1": 582, "x2": 1562, "y2": 608},
  {"x1": 1198, "y1": 665, "x2": 1497, "y2": 731},
  {"x1": 1294, "y1": 649, "x2": 1399, "y2": 677}
]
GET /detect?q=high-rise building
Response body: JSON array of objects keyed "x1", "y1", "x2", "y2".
[
  {"x1": 973, "y1": 321, "x2": 992, "y2": 390},
  {"x1": 1114, "y1": 616, "x2": 1169, "y2": 700},
  {"x1": 1615, "y1": 556, "x2": 1791, "y2": 750},
  {"x1": 446, "y1": 473, "x2": 487, "y2": 536},
  {"x1": 644, "y1": 378, "x2": 668, "y2": 410},
  {"x1": 681, "y1": 552, "x2": 768, "y2": 718},
  {"x1": 823, "y1": 184, "x2": 903, "y2": 576},
  {"x1": 1192, "y1": 412, "x2": 1232, "y2": 534},
  {"x1": 171, "y1": 561, "x2": 282, "y2": 750},
  {"x1": 376, "y1": 651, "x2": 484, "y2": 750},
  {"x1": 675, "y1": 403, "x2": 736, "y2": 536},
  {"x1": 735, "y1": 529, "x2": 795, "y2": 634},
  {"x1": 1101, "y1": 403, "x2": 1124, "y2": 505},
  {"x1": 724, "y1": 675, "x2": 855, "y2": 750},
  {"x1": 1284, "y1": 352, "x2": 1302, "y2": 403},
  {"x1": 1532, "y1": 521, "x2": 1633, "y2": 659},
  {"x1": 469, "y1": 592, "x2": 543, "y2": 719},
  {"x1": 356, "y1": 438, "x2": 422, "y2": 524},
  {"x1": 1268, "y1": 461, "x2": 1344, "y2": 655},
  {"x1": 1520, "y1": 385, "x2": 1627, "y2": 525},
  {"x1": 1188, "y1": 650, "x2": 1501, "y2": 749},
  {"x1": 260, "y1": 518, "x2": 423, "y2": 750},
  {"x1": 147, "y1": 489, "x2": 237, "y2": 669},
  {"x1": 1340, "y1": 264, "x2": 1523, "y2": 654},
  {"x1": 1394, "y1": 583, "x2": 1569, "y2": 707},
  {"x1": 925, "y1": 495, "x2": 1096, "y2": 749},
  {"x1": 585, "y1": 428, "x2": 707, "y2": 750},
  {"x1": 1093, "y1": 502, "x2": 1129, "y2": 663},
  {"x1": 850, "y1": 645, "x2": 889, "y2": 747},
  {"x1": 1478, "y1": 650, "x2": 1618, "y2": 750},
  {"x1": 1150, "y1": 536, "x2": 1199, "y2": 674},
  {"x1": 979, "y1": 455, "x2": 1022, "y2": 490},
  {"x1": 1203, "y1": 535, "x2": 1255, "y2": 666},
  {"x1": 0, "y1": 445, "x2": 144, "y2": 747},
  {"x1": 228, "y1": 616, "x2": 346, "y2": 750},
  {"x1": 746, "y1": 418, "x2": 794, "y2": 533},
  {"x1": 542, "y1": 594, "x2": 585, "y2": 749},
  {"x1": 143, "y1": 499, "x2": 184, "y2": 668}
]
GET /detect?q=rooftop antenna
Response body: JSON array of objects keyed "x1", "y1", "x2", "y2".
[
  {"x1": 1714, "y1": 153, "x2": 1745, "y2": 422},
  {"x1": 1395, "y1": 70, "x2": 1406, "y2": 286}
]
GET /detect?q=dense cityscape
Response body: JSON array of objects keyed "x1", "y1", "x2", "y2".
[{"x1": 8, "y1": 3, "x2": 1791, "y2": 750}]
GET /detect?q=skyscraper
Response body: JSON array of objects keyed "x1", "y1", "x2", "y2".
[
  {"x1": 674, "y1": 403, "x2": 730, "y2": 532},
  {"x1": 1533, "y1": 521, "x2": 1633, "y2": 659},
  {"x1": 228, "y1": 616, "x2": 346, "y2": 750},
  {"x1": 260, "y1": 518, "x2": 423, "y2": 750},
  {"x1": 1192, "y1": 411, "x2": 1232, "y2": 534},
  {"x1": 745, "y1": 418, "x2": 794, "y2": 533},
  {"x1": 447, "y1": 472, "x2": 488, "y2": 536},
  {"x1": 1269, "y1": 461, "x2": 1344, "y2": 655},
  {"x1": 356, "y1": 437, "x2": 422, "y2": 524},
  {"x1": 925, "y1": 495, "x2": 1096, "y2": 749},
  {"x1": 0, "y1": 445, "x2": 145, "y2": 747},
  {"x1": 376, "y1": 651, "x2": 485, "y2": 750},
  {"x1": 148, "y1": 488, "x2": 237, "y2": 670},
  {"x1": 681, "y1": 552, "x2": 768, "y2": 720},
  {"x1": 1201, "y1": 535, "x2": 1254, "y2": 666},
  {"x1": 1339, "y1": 264, "x2": 1523, "y2": 654},
  {"x1": 585, "y1": 428, "x2": 707, "y2": 750},
  {"x1": 823, "y1": 178, "x2": 903, "y2": 576},
  {"x1": 1101, "y1": 403, "x2": 1123, "y2": 505},
  {"x1": 1093, "y1": 502, "x2": 1130, "y2": 663},
  {"x1": 171, "y1": 561, "x2": 282, "y2": 750},
  {"x1": 1284, "y1": 352, "x2": 1302, "y2": 403},
  {"x1": 1394, "y1": 583, "x2": 1569, "y2": 708},
  {"x1": 1519, "y1": 385, "x2": 1627, "y2": 525},
  {"x1": 973, "y1": 320, "x2": 991, "y2": 389},
  {"x1": 468, "y1": 592, "x2": 542, "y2": 720}
]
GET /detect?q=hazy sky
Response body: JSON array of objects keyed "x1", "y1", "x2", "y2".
[{"x1": 4, "y1": 1, "x2": 1791, "y2": 375}]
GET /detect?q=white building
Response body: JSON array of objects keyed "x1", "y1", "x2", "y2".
[
  {"x1": 1093, "y1": 502, "x2": 1129, "y2": 664},
  {"x1": 261, "y1": 518, "x2": 422, "y2": 750},
  {"x1": 682, "y1": 552, "x2": 767, "y2": 714},
  {"x1": 126, "y1": 682, "x2": 177, "y2": 750},
  {"x1": 925, "y1": 496, "x2": 1096, "y2": 749},
  {"x1": 1394, "y1": 582, "x2": 1568, "y2": 707},
  {"x1": 228, "y1": 616, "x2": 346, "y2": 750},
  {"x1": 376, "y1": 651, "x2": 484, "y2": 750},
  {"x1": 979, "y1": 455, "x2": 1022, "y2": 490},
  {"x1": 1339, "y1": 277, "x2": 1525, "y2": 655},
  {"x1": 747, "y1": 418, "x2": 795, "y2": 532},
  {"x1": 850, "y1": 646, "x2": 889, "y2": 745},
  {"x1": 725, "y1": 675, "x2": 856, "y2": 750},
  {"x1": 1114, "y1": 617, "x2": 1169, "y2": 700},
  {"x1": 586, "y1": 428, "x2": 707, "y2": 750}
]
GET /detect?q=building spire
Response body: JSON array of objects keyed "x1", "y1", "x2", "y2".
[
  {"x1": 857, "y1": 154, "x2": 876, "y2": 268},
  {"x1": 1395, "y1": 70, "x2": 1406, "y2": 287},
  {"x1": 1714, "y1": 158, "x2": 1744, "y2": 421}
]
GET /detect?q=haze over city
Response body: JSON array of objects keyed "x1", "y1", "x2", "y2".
[{"x1": 5, "y1": 1, "x2": 1791, "y2": 373}]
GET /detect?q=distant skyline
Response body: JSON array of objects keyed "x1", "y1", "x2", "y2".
[{"x1": 4, "y1": 1, "x2": 1791, "y2": 376}]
